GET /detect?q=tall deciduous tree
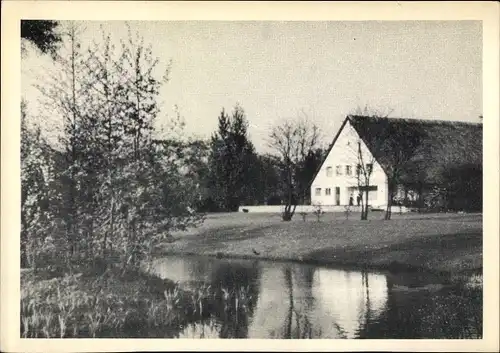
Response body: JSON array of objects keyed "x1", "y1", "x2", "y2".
[
  {"x1": 349, "y1": 106, "x2": 398, "y2": 220},
  {"x1": 268, "y1": 113, "x2": 321, "y2": 221},
  {"x1": 376, "y1": 121, "x2": 424, "y2": 219},
  {"x1": 350, "y1": 106, "x2": 424, "y2": 220},
  {"x1": 35, "y1": 22, "x2": 95, "y2": 256}
]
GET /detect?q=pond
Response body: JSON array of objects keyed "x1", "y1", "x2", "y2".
[{"x1": 149, "y1": 256, "x2": 482, "y2": 339}]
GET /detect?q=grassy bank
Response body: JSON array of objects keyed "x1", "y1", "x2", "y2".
[
  {"x1": 162, "y1": 212, "x2": 483, "y2": 277},
  {"x1": 21, "y1": 265, "x2": 254, "y2": 338},
  {"x1": 21, "y1": 266, "x2": 184, "y2": 338}
]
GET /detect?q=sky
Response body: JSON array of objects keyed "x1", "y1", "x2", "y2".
[{"x1": 21, "y1": 20, "x2": 482, "y2": 153}]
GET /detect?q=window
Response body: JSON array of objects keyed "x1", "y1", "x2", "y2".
[
  {"x1": 366, "y1": 163, "x2": 373, "y2": 174},
  {"x1": 326, "y1": 166, "x2": 333, "y2": 177},
  {"x1": 346, "y1": 165, "x2": 352, "y2": 176},
  {"x1": 336, "y1": 165, "x2": 342, "y2": 176},
  {"x1": 325, "y1": 188, "x2": 331, "y2": 196},
  {"x1": 315, "y1": 188, "x2": 321, "y2": 196},
  {"x1": 356, "y1": 164, "x2": 362, "y2": 176}
]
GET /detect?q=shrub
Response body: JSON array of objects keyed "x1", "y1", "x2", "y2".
[{"x1": 313, "y1": 204, "x2": 324, "y2": 222}]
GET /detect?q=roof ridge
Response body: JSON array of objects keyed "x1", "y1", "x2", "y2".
[{"x1": 348, "y1": 115, "x2": 482, "y2": 126}]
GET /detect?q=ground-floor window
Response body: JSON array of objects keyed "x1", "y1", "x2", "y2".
[
  {"x1": 325, "y1": 188, "x2": 331, "y2": 196},
  {"x1": 315, "y1": 188, "x2": 321, "y2": 196},
  {"x1": 347, "y1": 185, "x2": 378, "y2": 204}
]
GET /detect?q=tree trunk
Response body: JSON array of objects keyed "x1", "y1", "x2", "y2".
[
  {"x1": 359, "y1": 192, "x2": 366, "y2": 220},
  {"x1": 363, "y1": 189, "x2": 370, "y2": 220},
  {"x1": 283, "y1": 204, "x2": 292, "y2": 221},
  {"x1": 385, "y1": 199, "x2": 392, "y2": 220},
  {"x1": 282, "y1": 167, "x2": 295, "y2": 221},
  {"x1": 385, "y1": 184, "x2": 393, "y2": 220}
]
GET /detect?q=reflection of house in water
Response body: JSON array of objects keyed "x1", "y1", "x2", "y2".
[{"x1": 312, "y1": 268, "x2": 388, "y2": 338}]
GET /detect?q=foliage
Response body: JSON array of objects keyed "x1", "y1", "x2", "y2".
[
  {"x1": 21, "y1": 20, "x2": 62, "y2": 57},
  {"x1": 208, "y1": 104, "x2": 258, "y2": 211},
  {"x1": 21, "y1": 100, "x2": 57, "y2": 268},
  {"x1": 22, "y1": 22, "x2": 204, "y2": 272},
  {"x1": 254, "y1": 154, "x2": 283, "y2": 205},
  {"x1": 440, "y1": 163, "x2": 482, "y2": 212}
]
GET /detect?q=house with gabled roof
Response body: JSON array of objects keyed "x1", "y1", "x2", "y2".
[{"x1": 310, "y1": 115, "x2": 482, "y2": 211}]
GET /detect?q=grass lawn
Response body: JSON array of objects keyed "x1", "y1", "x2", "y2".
[{"x1": 162, "y1": 211, "x2": 483, "y2": 275}]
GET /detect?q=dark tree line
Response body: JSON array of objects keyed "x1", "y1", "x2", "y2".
[{"x1": 196, "y1": 107, "x2": 324, "y2": 215}]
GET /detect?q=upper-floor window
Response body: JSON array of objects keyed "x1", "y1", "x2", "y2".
[
  {"x1": 366, "y1": 163, "x2": 373, "y2": 174},
  {"x1": 345, "y1": 165, "x2": 352, "y2": 176},
  {"x1": 326, "y1": 166, "x2": 333, "y2": 177},
  {"x1": 336, "y1": 165, "x2": 342, "y2": 176},
  {"x1": 315, "y1": 188, "x2": 321, "y2": 196},
  {"x1": 356, "y1": 164, "x2": 362, "y2": 176}
]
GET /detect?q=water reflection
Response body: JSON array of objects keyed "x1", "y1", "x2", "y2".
[
  {"x1": 150, "y1": 256, "x2": 481, "y2": 339},
  {"x1": 152, "y1": 256, "x2": 260, "y2": 338},
  {"x1": 311, "y1": 269, "x2": 388, "y2": 338}
]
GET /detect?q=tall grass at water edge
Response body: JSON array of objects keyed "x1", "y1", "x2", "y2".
[{"x1": 21, "y1": 268, "x2": 255, "y2": 338}]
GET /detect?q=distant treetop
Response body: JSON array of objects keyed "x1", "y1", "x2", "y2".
[{"x1": 21, "y1": 20, "x2": 61, "y2": 56}]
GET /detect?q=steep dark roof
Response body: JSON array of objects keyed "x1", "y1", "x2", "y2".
[{"x1": 347, "y1": 115, "x2": 483, "y2": 185}]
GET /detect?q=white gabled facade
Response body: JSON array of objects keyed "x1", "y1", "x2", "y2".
[{"x1": 310, "y1": 118, "x2": 388, "y2": 209}]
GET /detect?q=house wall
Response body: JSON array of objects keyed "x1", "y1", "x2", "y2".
[{"x1": 310, "y1": 120, "x2": 388, "y2": 208}]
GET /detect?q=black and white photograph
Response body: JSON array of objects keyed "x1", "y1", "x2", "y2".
[{"x1": 2, "y1": 1, "x2": 499, "y2": 352}]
